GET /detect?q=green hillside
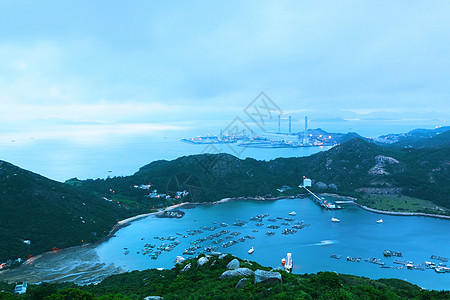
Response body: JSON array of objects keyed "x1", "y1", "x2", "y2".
[
  {"x1": 79, "y1": 138, "x2": 450, "y2": 210},
  {"x1": 0, "y1": 161, "x2": 129, "y2": 264}
]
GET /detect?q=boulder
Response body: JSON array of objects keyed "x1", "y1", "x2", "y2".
[
  {"x1": 254, "y1": 269, "x2": 282, "y2": 284},
  {"x1": 315, "y1": 181, "x2": 328, "y2": 189},
  {"x1": 227, "y1": 258, "x2": 240, "y2": 270},
  {"x1": 181, "y1": 263, "x2": 191, "y2": 272},
  {"x1": 328, "y1": 183, "x2": 338, "y2": 190},
  {"x1": 218, "y1": 253, "x2": 228, "y2": 259},
  {"x1": 144, "y1": 296, "x2": 163, "y2": 300},
  {"x1": 197, "y1": 257, "x2": 209, "y2": 267},
  {"x1": 211, "y1": 260, "x2": 216, "y2": 266},
  {"x1": 235, "y1": 278, "x2": 249, "y2": 289},
  {"x1": 270, "y1": 267, "x2": 286, "y2": 272},
  {"x1": 220, "y1": 268, "x2": 254, "y2": 280},
  {"x1": 211, "y1": 252, "x2": 222, "y2": 257}
]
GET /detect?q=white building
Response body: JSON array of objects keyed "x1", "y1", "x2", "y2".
[{"x1": 303, "y1": 178, "x2": 312, "y2": 187}]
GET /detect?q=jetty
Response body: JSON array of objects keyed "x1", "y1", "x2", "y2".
[{"x1": 302, "y1": 186, "x2": 336, "y2": 210}]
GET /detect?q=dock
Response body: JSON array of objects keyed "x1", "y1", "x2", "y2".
[{"x1": 301, "y1": 186, "x2": 336, "y2": 210}]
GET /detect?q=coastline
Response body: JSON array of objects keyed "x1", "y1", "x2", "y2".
[{"x1": 354, "y1": 203, "x2": 450, "y2": 220}]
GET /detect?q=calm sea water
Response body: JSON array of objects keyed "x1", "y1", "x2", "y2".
[
  {"x1": 0, "y1": 118, "x2": 442, "y2": 181},
  {"x1": 95, "y1": 199, "x2": 450, "y2": 290},
  {"x1": 3, "y1": 198, "x2": 448, "y2": 290}
]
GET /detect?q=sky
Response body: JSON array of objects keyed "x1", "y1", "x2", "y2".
[{"x1": 1, "y1": 0, "x2": 450, "y2": 142}]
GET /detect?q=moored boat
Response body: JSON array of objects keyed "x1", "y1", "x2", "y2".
[
  {"x1": 331, "y1": 217, "x2": 340, "y2": 222},
  {"x1": 248, "y1": 247, "x2": 254, "y2": 254},
  {"x1": 377, "y1": 218, "x2": 383, "y2": 224}
]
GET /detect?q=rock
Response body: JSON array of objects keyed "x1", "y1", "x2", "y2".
[
  {"x1": 220, "y1": 268, "x2": 254, "y2": 280},
  {"x1": 197, "y1": 257, "x2": 209, "y2": 267},
  {"x1": 144, "y1": 296, "x2": 163, "y2": 300},
  {"x1": 211, "y1": 260, "x2": 216, "y2": 266},
  {"x1": 211, "y1": 252, "x2": 222, "y2": 257},
  {"x1": 270, "y1": 267, "x2": 286, "y2": 272},
  {"x1": 227, "y1": 258, "x2": 240, "y2": 270},
  {"x1": 181, "y1": 263, "x2": 191, "y2": 272},
  {"x1": 235, "y1": 278, "x2": 249, "y2": 289},
  {"x1": 218, "y1": 253, "x2": 228, "y2": 259},
  {"x1": 254, "y1": 269, "x2": 282, "y2": 284},
  {"x1": 328, "y1": 183, "x2": 337, "y2": 190},
  {"x1": 315, "y1": 181, "x2": 328, "y2": 189}
]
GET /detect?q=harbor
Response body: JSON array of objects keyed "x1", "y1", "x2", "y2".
[{"x1": 2, "y1": 198, "x2": 449, "y2": 290}]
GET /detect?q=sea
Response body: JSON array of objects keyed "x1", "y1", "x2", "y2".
[
  {"x1": 1, "y1": 198, "x2": 449, "y2": 290},
  {"x1": 0, "y1": 118, "x2": 444, "y2": 182}
]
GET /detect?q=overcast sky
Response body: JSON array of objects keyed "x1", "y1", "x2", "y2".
[{"x1": 1, "y1": 1, "x2": 449, "y2": 139}]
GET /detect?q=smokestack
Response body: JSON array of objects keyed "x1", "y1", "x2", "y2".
[
  {"x1": 289, "y1": 116, "x2": 292, "y2": 134},
  {"x1": 278, "y1": 115, "x2": 281, "y2": 133},
  {"x1": 303, "y1": 116, "x2": 308, "y2": 145}
]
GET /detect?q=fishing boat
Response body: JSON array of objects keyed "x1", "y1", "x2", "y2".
[
  {"x1": 331, "y1": 217, "x2": 340, "y2": 222},
  {"x1": 377, "y1": 218, "x2": 383, "y2": 224},
  {"x1": 288, "y1": 211, "x2": 297, "y2": 216},
  {"x1": 248, "y1": 247, "x2": 254, "y2": 254}
]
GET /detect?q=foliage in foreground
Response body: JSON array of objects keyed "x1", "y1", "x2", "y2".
[{"x1": 2, "y1": 255, "x2": 449, "y2": 299}]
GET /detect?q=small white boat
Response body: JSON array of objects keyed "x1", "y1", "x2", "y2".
[
  {"x1": 376, "y1": 218, "x2": 383, "y2": 224},
  {"x1": 331, "y1": 217, "x2": 340, "y2": 222},
  {"x1": 288, "y1": 211, "x2": 297, "y2": 216},
  {"x1": 248, "y1": 247, "x2": 254, "y2": 254}
]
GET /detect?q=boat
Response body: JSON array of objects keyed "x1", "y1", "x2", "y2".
[
  {"x1": 377, "y1": 218, "x2": 383, "y2": 224},
  {"x1": 288, "y1": 211, "x2": 296, "y2": 216},
  {"x1": 331, "y1": 217, "x2": 340, "y2": 222},
  {"x1": 248, "y1": 247, "x2": 254, "y2": 254}
]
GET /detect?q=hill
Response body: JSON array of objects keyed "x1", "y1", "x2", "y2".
[
  {"x1": 379, "y1": 127, "x2": 450, "y2": 148},
  {"x1": 1, "y1": 254, "x2": 448, "y2": 299},
  {"x1": 0, "y1": 161, "x2": 130, "y2": 264},
  {"x1": 79, "y1": 138, "x2": 450, "y2": 211}
]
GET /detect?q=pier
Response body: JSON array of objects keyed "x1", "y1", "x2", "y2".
[{"x1": 301, "y1": 186, "x2": 336, "y2": 210}]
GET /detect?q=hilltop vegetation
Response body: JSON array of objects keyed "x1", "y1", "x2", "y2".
[
  {"x1": 79, "y1": 138, "x2": 450, "y2": 211},
  {"x1": 0, "y1": 161, "x2": 130, "y2": 264},
  {"x1": 1, "y1": 254, "x2": 448, "y2": 299}
]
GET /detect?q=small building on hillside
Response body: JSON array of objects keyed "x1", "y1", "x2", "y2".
[{"x1": 302, "y1": 177, "x2": 312, "y2": 187}]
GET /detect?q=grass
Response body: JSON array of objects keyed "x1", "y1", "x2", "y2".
[{"x1": 358, "y1": 194, "x2": 450, "y2": 215}]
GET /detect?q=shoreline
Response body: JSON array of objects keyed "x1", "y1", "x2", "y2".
[{"x1": 354, "y1": 203, "x2": 450, "y2": 220}]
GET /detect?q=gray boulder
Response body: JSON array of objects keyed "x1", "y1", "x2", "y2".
[
  {"x1": 220, "y1": 268, "x2": 254, "y2": 280},
  {"x1": 144, "y1": 297, "x2": 163, "y2": 300},
  {"x1": 181, "y1": 263, "x2": 191, "y2": 272},
  {"x1": 235, "y1": 278, "x2": 249, "y2": 289},
  {"x1": 197, "y1": 257, "x2": 209, "y2": 267},
  {"x1": 211, "y1": 252, "x2": 222, "y2": 257},
  {"x1": 254, "y1": 269, "x2": 282, "y2": 284},
  {"x1": 227, "y1": 258, "x2": 240, "y2": 269},
  {"x1": 315, "y1": 181, "x2": 328, "y2": 189},
  {"x1": 328, "y1": 183, "x2": 338, "y2": 190},
  {"x1": 218, "y1": 253, "x2": 228, "y2": 259}
]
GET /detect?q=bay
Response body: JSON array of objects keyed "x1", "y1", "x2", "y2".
[{"x1": 2, "y1": 198, "x2": 449, "y2": 290}]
